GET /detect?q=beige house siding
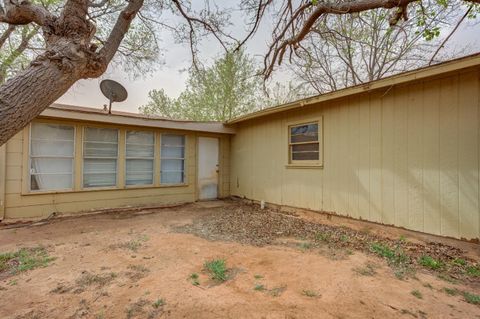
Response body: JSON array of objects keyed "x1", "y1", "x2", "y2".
[
  {"x1": 230, "y1": 68, "x2": 480, "y2": 240},
  {"x1": 2, "y1": 120, "x2": 230, "y2": 220}
]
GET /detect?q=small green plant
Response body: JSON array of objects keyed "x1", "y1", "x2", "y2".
[
  {"x1": 189, "y1": 273, "x2": 200, "y2": 286},
  {"x1": 302, "y1": 290, "x2": 318, "y2": 297},
  {"x1": 411, "y1": 290, "x2": 423, "y2": 299},
  {"x1": 370, "y1": 242, "x2": 411, "y2": 279},
  {"x1": 315, "y1": 232, "x2": 331, "y2": 242},
  {"x1": 452, "y1": 258, "x2": 466, "y2": 266},
  {"x1": 399, "y1": 235, "x2": 407, "y2": 243},
  {"x1": 466, "y1": 266, "x2": 480, "y2": 277},
  {"x1": 8, "y1": 279, "x2": 17, "y2": 286},
  {"x1": 419, "y1": 255, "x2": 443, "y2": 270},
  {"x1": 463, "y1": 291, "x2": 480, "y2": 305},
  {"x1": 254, "y1": 274, "x2": 264, "y2": 279},
  {"x1": 0, "y1": 247, "x2": 55, "y2": 275},
  {"x1": 340, "y1": 235, "x2": 349, "y2": 242},
  {"x1": 152, "y1": 299, "x2": 165, "y2": 309},
  {"x1": 204, "y1": 259, "x2": 228, "y2": 282},
  {"x1": 443, "y1": 287, "x2": 458, "y2": 296},
  {"x1": 254, "y1": 284, "x2": 266, "y2": 291}
]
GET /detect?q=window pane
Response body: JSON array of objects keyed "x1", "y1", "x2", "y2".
[
  {"x1": 161, "y1": 171, "x2": 183, "y2": 184},
  {"x1": 126, "y1": 131, "x2": 154, "y2": 186},
  {"x1": 126, "y1": 159, "x2": 154, "y2": 185},
  {"x1": 291, "y1": 150, "x2": 319, "y2": 161},
  {"x1": 83, "y1": 127, "x2": 118, "y2": 188},
  {"x1": 290, "y1": 123, "x2": 318, "y2": 143},
  {"x1": 161, "y1": 134, "x2": 185, "y2": 184},
  {"x1": 30, "y1": 123, "x2": 74, "y2": 191},
  {"x1": 291, "y1": 143, "x2": 319, "y2": 153}
]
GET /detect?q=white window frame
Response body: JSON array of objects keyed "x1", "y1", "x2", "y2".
[
  {"x1": 125, "y1": 130, "x2": 155, "y2": 187},
  {"x1": 160, "y1": 134, "x2": 186, "y2": 185},
  {"x1": 287, "y1": 118, "x2": 323, "y2": 167},
  {"x1": 82, "y1": 126, "x2": 119, "y2": 189},
  {"x1": 28, "y1": 122, "x2": 76, "y2": 192}
]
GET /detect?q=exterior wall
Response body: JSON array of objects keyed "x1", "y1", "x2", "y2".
[
  {"x1": 2, "y1": 119, "x2": 230, "y2": 220},
  {"x1": 230, "y1": 68, "x2": 480, "y2": 240}
]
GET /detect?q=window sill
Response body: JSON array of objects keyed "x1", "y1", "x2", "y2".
[
  {"x1": 285, "y1": 164, "x2": 323, "y2": 169},
  {"x1": 21, "y1": 183, "x2": 189, "y2": 196}
]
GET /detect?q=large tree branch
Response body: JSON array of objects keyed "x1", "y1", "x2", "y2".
[{"x1": 0, "y1": 0, "x2": 56, "y2": 26}]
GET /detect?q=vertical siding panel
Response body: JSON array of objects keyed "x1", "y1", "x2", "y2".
[
  {"x1": 348, "y1": 97, "x2": 360, "y2": 218},
  {"x1": 358, "y1": 95, "x2": 370, "y2": 220},
  {"x1": 407, "y1": 83, "x2": 425, "y2": 232},
  {"x1": 458, "y1": 71, "x2": 479, "y2": 239},
  {"x1": 322, "y1": 103, "x2": 332, "y2": 212},
  {"x1": 439, "y1": 76, "x2": 459, "y2": 238},
  {"x1": 338, "y1": 101, "x2": 350, "y2": 216},
  {"x1": 369, "y1": 92, "x2": 383, "y2": 223},
  {"x1": 381, "y1": 89, "x2": 395, "y2": 225},
  {"x1": 394, "y1": 86, "x2": 409, "y2": 228},
  {"x1": 423, "y1": 79, "x2": 441, "y2": 235}
]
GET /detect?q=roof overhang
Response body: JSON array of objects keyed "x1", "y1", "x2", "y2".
[
  {"x1": 227, "y1": 53, "x2": 480, "y2": 124},
  {"x1": 40, "y1": 106, "x2": 236, "y2": 134}
]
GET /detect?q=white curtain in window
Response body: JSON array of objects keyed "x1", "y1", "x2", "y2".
[
  {"x1": 126, "y1": 131, "x2": 154, "y2": 185},
  {"x1": 30, "y1": 123, "x2": 74, "y2": 191},
  {"x1": 83, "y1": 127, "x2": 118, "y2": 188},
  {"x1": 161, "y1": 134, "x2": 185, "y2": 184}
]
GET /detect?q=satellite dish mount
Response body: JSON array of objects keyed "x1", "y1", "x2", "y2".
[{"x1": 100, "y1": 79, "x2": 128, "y2": 114}]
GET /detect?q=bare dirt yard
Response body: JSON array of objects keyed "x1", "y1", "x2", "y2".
[{"x1": 0, "y1": 199, "x2": 479, "y2": 319}]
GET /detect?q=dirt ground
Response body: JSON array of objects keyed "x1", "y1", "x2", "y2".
[{"x1": 0, "y1": 199, "x2": 479, "y2": 319}]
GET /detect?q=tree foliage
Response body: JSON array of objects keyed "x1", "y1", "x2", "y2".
[{"x1": 140, "y1": 50, "x2": 263, "y2": 121}]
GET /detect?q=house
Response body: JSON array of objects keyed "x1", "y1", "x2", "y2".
[{"x1": 1, "y1": 53, "x2": 479, "y2": 241}]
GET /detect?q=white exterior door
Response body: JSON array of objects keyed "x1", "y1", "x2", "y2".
[{"x1": 198, "y1": 137, "x2": 219, "y2": 200}]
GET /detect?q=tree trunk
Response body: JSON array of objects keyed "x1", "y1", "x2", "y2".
[{"x1": 0, "y1": 50, "x2": 83, "y2": 144}]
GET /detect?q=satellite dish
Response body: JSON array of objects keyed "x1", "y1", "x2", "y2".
[{"x1": 100, "y1": 79, "x2": 128, "y2": 114}]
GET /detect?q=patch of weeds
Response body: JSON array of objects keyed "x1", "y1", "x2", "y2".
[
  {"x1": 411, "y1": 290, "x2": 423, "y2": 299},
  {"x1": 463, "y1": 291, "x2": 480, "y2": 305},
  {"x1": 298, "y1": 242, "x2": 312, "y2": 250},
  {"x1": 254, "y1": 274, "x2": 264, "y2": 279},
  {"x1": 254, "y1": 284, "x2": 266, "y2": 291},
  {"x1": 189, "y1": 273, "x2": 200, "y2": 286},
  {"x1": 315, "y1": 231, "x2": 331, "y2": 242},
  {"x1": 353, "y1": 263, "x2": 377, "y2": 276},
  {"x1": 0, "y1": 247, "x2": 55, "y2": 276},
  {"x1": 76, "y1": 271, "x2": 117, "y2": 289},
  {"x1": 443, "y1": 287, "x2": 459, "y2": 296},
  {"x1": 302, "y1": 290, "x2": 318, "y2": 297},
  {"x1": 437, "y1": 273, "x2": 458, "y2": 284},
  {"x1": 126, "y1": 298, "x2": 149, "y2": 319},
  {"x1": 110, "y1": 235, "x2": 149, "y2": 253},
  {"x1": 8, "y1": 279, "x2": 18, "y2": 286},
  {"x1": 152, "y1": 298, "x2": 165, "y2": 309},
  {"x1": 422, "y1": 283, "x2": 433, "y2": 289},
  {"x1": 340, "y1": 235, "x2": 349, "y2": 242},
  {"x1": 418, "y1": 255, "x2": 443, "y2": 270},
  {"x1": 204, "y1": 259, "x2": 227, "y2": 282},
  {"x1": 452, "y1": 258, "x2": 467, "y2": 266},
  {"x1": 370, "y1": 242, "x2": 412, "y2": 279},
  {"x1": 269, "y1": 286, "x2": 287, "y2": 297},
  {"x1": 466, "y1": 266, "x2": 480, "y2": 277},
  {"x1": 399, "y1": 235, "x2": 407, "y2": 243},
  {"x1": 95, "y1": 311, "x2": 105, "y2": 319},
  {"x1": 126, "y1": 264, "x2": 149, "y2": 281}
]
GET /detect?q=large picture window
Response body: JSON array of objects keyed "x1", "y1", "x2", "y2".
[
  {"x1": 161, "y1": 134, "x2": 185, "y2": 184},
  {"x1": 126, "y1": 131, "x2": 155, "y2": 186},
  {"x1": 83, "y1": 127, "x2": 118, "y2": 188},
  {"x1": 30, "y1": 123, "x2": 75, "y2": 191},
  {"x1": 289, "y1": 122, "x2": 320, "y2": 163}
]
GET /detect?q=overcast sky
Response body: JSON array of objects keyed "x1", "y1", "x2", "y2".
[{"x1": 56, "y1": 5, "x2": 480, "y2": 114}]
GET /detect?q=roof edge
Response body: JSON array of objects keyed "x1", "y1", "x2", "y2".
[{"x1": 227, "y1": 53, "x2": 480, "y2": 124}]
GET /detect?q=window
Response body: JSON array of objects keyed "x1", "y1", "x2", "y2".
[
  {"x1": 83, "y1": 127, "x2": 118, "y2": 188},
  {"x1": 161, "y1": 134, "x2": 185, "y2": 184},
  {"x1": 126, "y1": 131, "x2": 154, "y2": 186},
  {"x1": 29, "y1": 123, "x2": 75, "y2": 191},
  {"x1": 289, "y1": 122, "x2": 320, "y2": 163}
]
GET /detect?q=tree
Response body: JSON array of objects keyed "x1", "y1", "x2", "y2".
[
  {"x1": 289, "y1": 5, "x2": 463, "y2": 94},
  {"x1": 0, "y1": 0, "x2": 234, "y2": 145},
  {"x1": 140, "y1": 50, "x2": 263, "y2": 121},
  {"x1": 1, "y1": 0, "x2": 479, "y2": 145}
]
